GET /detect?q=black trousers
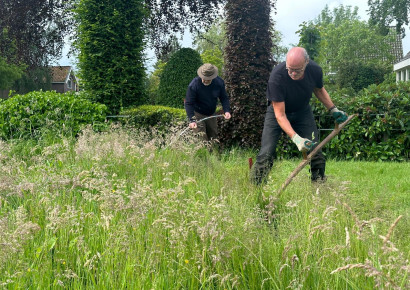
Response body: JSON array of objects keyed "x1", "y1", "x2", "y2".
[{"x1": 250, "y1": 105, "x2": 326, "y2": 184}]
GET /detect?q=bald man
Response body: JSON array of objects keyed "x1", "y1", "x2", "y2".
[{"x1": 250, "y1": 47, "x2": 348, "y2": 184}]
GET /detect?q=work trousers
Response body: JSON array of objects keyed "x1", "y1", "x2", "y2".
[
  {"x1": 193, "y1": 111, "x2": 218, "y2": 142},
  {"x1": 250, "y1": 105, "x2": 326, "y2": 184}
]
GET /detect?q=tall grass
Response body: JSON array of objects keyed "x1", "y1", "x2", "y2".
[{"x1": 0, "y1": 126, "x2": 408, "y2": 289}]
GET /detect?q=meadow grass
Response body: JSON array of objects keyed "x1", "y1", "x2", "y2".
[{"x1": 0, "y1": 126, "x2": 408, "y2": 289}]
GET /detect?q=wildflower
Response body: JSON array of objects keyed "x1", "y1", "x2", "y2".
[{"x1": 184, "y1": 259, "x2": 189, "y2": 264}]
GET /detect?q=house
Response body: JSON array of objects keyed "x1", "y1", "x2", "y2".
[
  {"x1": 393, "y1": 51, "x2": 410, "y2": 82},
  {"x1": 50, "y1": 66, "x2": 79, "y2": 93}
]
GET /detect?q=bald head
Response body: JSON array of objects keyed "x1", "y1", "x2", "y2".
[
  {"x1": 285, "y1": 47, "x2": 309, "y2": 80},
  {"x1": 286, "y1": 47, "x2": 309, "y2": 65}
]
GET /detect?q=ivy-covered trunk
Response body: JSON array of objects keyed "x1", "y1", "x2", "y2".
[{"x1": 221, "y1": 0, "x2": 276, "y2": 148}]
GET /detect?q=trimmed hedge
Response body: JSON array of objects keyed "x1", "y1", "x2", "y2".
[
  {"x1": 121, "y1": 105, "x2": 186, "y2": 132},
  {"x1": 157, "y1": 48, "x2": 203, "y2": 108},
  {"x1": 0, "y1": 91, "x2": 107, "y2": 140}
]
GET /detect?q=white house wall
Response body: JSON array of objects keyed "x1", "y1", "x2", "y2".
[{"x1": 393, "y1": 57, "x2": 410, "y2": 82}]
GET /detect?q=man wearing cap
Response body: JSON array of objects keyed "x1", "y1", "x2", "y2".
[
  {"x1": 185, "y1": 63, "x2": 231, "y2": 143},
  {"x1": 250, "y1": 47, "x2": 348, "y2": 184}
]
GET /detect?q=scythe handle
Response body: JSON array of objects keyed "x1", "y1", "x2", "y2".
[{"x1": 275, "y1": 114, "x2": 357, "y2": 198}]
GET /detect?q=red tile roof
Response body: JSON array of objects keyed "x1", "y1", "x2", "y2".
[{"x1": 51, "y1": 66, "x2": 72, "y2": 83}]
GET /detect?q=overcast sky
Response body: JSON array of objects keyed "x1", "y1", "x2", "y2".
[
  {"x1": 57, "y1": 0, "x2": 409, "y2": 68},
  {"x1": 274, "y1": 0, "x2": 409, "y2": 53}
]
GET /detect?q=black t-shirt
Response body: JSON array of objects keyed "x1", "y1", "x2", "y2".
[{"x1": 266, "y1": 61, "x2": 323, "y2": 113}]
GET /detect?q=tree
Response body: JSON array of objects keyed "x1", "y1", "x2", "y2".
[
  {"x1": 221, "y1": 0, "x2": 275, "y2": 148},
  {"x1": 144, "y1": 0, "x2": 224, "y2": 58},
  {"x1": 0, "y1": 57, "x2": 23, "y2": 90},
  {"x1": 319, "y1": 19, "x2": 394, "y2": 71},
  {"x1": 193, "y1": 18, "x2": 227, "y2": 55},
  {"x1": 158, "y1": 48, "x2": 202, "y2": 108},
  {"x1": 0, "y1": 0, "x2": 74, "y2": 92},
  {"x1": 0, "y1": 0, "x2": 74, "y2": 68},
  {"x1": 146, "y1": 60, "x2": 167, "y2": 104},
  {"x1": 368, "y1": 0, "x2": 410, "y2": 38},
  {"x1": 75, "y1": 0, "x2": 147, "y2": 114},
  {"x1": 157, "y1": 35, "x2": 182, "y2": 63},
  {"x1": 298, "y1": 5, "x2": 395, "y2": 91},
  {"x1": 145, "y1": 0, "x2": 276, "y2": 148},
  {"x1": 297, "y1": 22, "x2": 321, "y2": 61},
  {"x1": 316, "y1": 4, "x2": 360, "y2": 26}
]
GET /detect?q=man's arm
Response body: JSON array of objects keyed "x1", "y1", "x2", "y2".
[
  {"x1": 218, "y1": 80, "x2": 231, "y2": 119},
  {"x1": 313, "y1": 87, "x2": 334, "y2": 110},
  {"x1": 272, "y1": 101, "x2": 295, "y2": 138},
  {"x1": 314, "y1": 86, "x2": 348, "y2": 124}
]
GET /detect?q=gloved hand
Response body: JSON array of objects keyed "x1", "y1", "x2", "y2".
[
  {"x1": 330, "y1": 107, "x2": 348, "y2": 124},
  {"x1": 291, "y1": 133, "x2": 315, "y2": 152}
]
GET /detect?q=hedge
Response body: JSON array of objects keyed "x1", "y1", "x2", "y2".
[
  {"x1": 157, "y1": 48, "x2": 203, "y2": 108},
  {"x1": 120, "y1": 105, "x2": 186, "y2": 133},
  {"x1": 311, "y1": 78, "x2": 409, "y2": 161},
  {"x1": 0, "y1": 91, "x2": 107, "y2": 140}
]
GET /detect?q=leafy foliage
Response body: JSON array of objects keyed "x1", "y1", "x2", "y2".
[
  {"x1": 74, "y1": 0, "x2": 147, "y2": 115},
  {"x1": 0, "y1": 0, "x2": 74, "y2": 69},
  {"x1": 299, "y1": 5, "x2": 396, "y2": 91},
  {"x1": 12, "y1": 67, "x2": 52, "y2": 94},
  {"x1": 368, "y1": 0, "x2": 410, "y2": 38},
  {"x1": 144, "y1": 0, "x2": 224, "y2": 57},
  {"x1": 158, "y1": 48, "x2": 203, "y2": 108},
  {"x1": 200, "y1": 48, "x2": 224, "y2": 77},
  {"x1": 336, "y1": 61, "x2": 391, "y2": 92},
  {"x1": 121, "y1": 105, "x2": 186, "y2": 131},
  {"x1": 0, "y1": 91, "x2": 107, "y2": 140},
  {"x1": 146, "y1": 60, "x2": 167, "y2": 104},
  {"x1": 0, "y1": 57, "x2": 23, "y2": 90},
  {"x1": 310, "y1": 76, "x2": 410, "y2": 161},
  {"x1": 193, "y1": 18, "x2": 227, "y2": 55},
  {"x1": 318, "y1": 19, "x2": 394, "y2": 74},
  {"x1": 297, "y1": 22, "x2": 321, "y2": 60},
  {"x1": 0, "y1": 0, "x2": 74, "y2": 93},
  {"x1": 221, "y1": 0, "x2": 276, "y2": 148}
]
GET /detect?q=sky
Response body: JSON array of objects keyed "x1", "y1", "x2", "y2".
[
  {"x1": 274, "y1": 0, "x2": 409, "y2": 53},
  {"x1": 56, "y1": 0, "x2": 409, "y2": 69}
]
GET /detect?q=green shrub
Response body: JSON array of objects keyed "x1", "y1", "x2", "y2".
[
  {"x1": 121, "y1": 105, "x2": 186, "y2": 132},
  {"x1": 0, "y1": 90, "x2": 107, "y2": 140},
  {"x1": 311, "y1": 77, "x2": 409, "y2": 161},
  {"x1": 158, "y1": 48, "x2": 203, "y2": 108},
  {"x1": 336, "y1": 61, "x2": 391, "y2": 92}
]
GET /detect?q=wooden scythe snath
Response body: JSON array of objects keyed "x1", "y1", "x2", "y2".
[{"x1": 275, "y1": 114, "x2": 357, "y2": 198}]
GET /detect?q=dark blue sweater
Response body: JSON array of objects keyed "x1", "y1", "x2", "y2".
[{"x1": 185, "y1": 76, "x2": 230, "y2": 122}]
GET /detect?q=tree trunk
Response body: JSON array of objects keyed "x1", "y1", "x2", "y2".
[{"x1": 221, "y1": 0, "x2": 276, "y2": 148}]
